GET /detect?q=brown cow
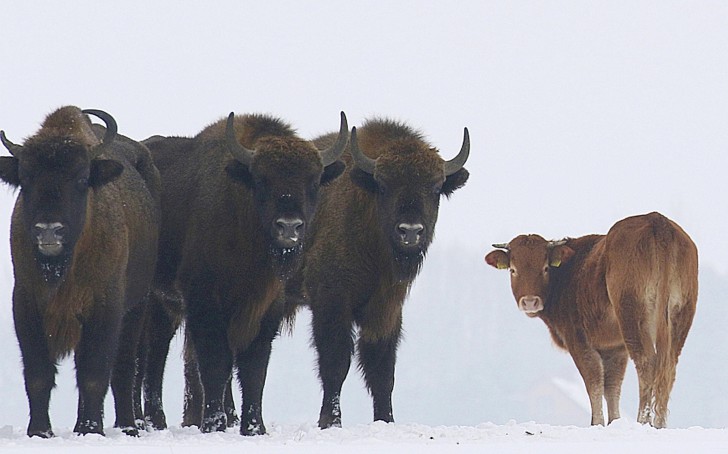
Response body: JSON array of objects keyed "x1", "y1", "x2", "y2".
[{"x1": 485, "y1": 212, "x2": 697, "y2": 428}]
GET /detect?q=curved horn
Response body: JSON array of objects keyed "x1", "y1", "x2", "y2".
[
  {"x1": 492, "y1": 243, "x2": 509, "y2": 250},
  {"x1": 547, "y1": 239, "x2": 568, "y2": 248},
  {"x1": 443, "y1": 127, "x2": 470, "y2": 177},
  {"x1": 225, "y1": 112, "x2": 256, "y2": 167},
  {"x1": 0, "y1": 131, "x2": 22, "y2": 157},
  {"x1": 82, "y1": 109, "x2": 118, "y2": 159},
  {"x1": 318, "y1": 111, "x2": 349, "y2": 166},
  {"x1": 350, "y1": 126, "x2": 376, "y2": 174}
]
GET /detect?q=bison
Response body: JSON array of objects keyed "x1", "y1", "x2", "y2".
[
  {"x1": 485, "y1": 212, "x2": 698, "y2": 428},
  {"x1": 288, "y1": 118, "x2": 470, "y2": 428},
  {"x1": 0, "y1": 106, "x2": 160, "y2": 437},
  {"x1": 141, "y1": 112, "x2": 349, "y2": 435}
]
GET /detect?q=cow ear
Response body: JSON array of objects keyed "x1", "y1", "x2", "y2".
[
  {"x1": 320, "y1": 160, "x2": 345, "y2": 186},
  {"x1": 89, "y1": 159, "x2": 124, "y2": 188},
  {"x1": 549, "y1": 245, "x2": 575, "y2": 267},
  {"x1": 441, "y1": 168, "x2": 469, "y2": 198},
  {"x1": 485, "y1": 249, "x2": 510, "y2": 270},
  {"x1": 350, "y1": 168, "x2": 379, "y2": 193},
  {"x1": 225, "y1": 160, "x2": 254, "y2": 188},
  {"x1": 0, "y1": 157, "x2": 20, "y2": 187}
]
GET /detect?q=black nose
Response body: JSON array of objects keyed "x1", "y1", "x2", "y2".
[
  {"x1": 33, "y1": 222, "x2": 66, "y2": 242},
  {"x1": 397, "y1": 223, "x2": 424, "y2": 245},
  {"x1": 276, "y1": 217, "x2": 304, "y2": 241}
]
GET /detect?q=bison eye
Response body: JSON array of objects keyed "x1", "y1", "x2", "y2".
[{"x1": 76, "y1": 178, "x2": 89, "y2": 190}]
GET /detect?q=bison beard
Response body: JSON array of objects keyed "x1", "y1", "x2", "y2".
[
  {"x1": 391, "y1": 247, "x2": 425, "y2": 282},
  {"x1": 35, "y1": 253, "x2": 70, "y2": 284},
  {"x1": 268, "y1": 243, "x2": 304, "y2": 280}
]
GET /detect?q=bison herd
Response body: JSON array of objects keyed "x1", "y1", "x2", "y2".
[{"x1": 0, "y1": 106, "x2": 696, "y2": 437}]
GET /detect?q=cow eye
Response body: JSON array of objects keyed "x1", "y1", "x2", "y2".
[
  {"x1": 543, "y1": 266, "x2": 549, "y2": 275},
  {"x1": 509, "y1": 268, "x2": 516, "y2": 275}
]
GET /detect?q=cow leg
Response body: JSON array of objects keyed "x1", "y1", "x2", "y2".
[
  {"x1": 235, "y1": 308, "x2": 282, "y2": 436},
  {"x1": 599, "y1": 347, "x2": 628, "y2": 424},
  {"x1": 614, "y1": 291, "x2": 657, "y2": 426},
  {"x1": 13, "y1": 289, "x2": 57, "y2": 438},
  {"x1": 142, "y1": 288, "x2": 183, "y2": 430},
  {"x1": 358, "y1": 329, "x2": 400, "y2": 424},
  {"x1": 569, "y1": 342, "x2": 605, "y2": 426},
  {"x1": 111, "y1": 302, "x2": 146, "y2": 436},
  {"x1": 74, "y1": 304, "x2": 124, "y2": 436},
  {"x1": 312, "y1": 298, "x2": 354, "y2": 429}
]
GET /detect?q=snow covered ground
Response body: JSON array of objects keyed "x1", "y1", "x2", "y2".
[{"x1": 0, "y1": 419, "x2": 726, "y2": 454}]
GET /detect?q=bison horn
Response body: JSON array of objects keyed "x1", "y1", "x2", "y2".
[
  {"x1": 318, "y1": 111, "x2": 349, "y2": 166},
  {"x1": 225, "y1": 112, "x2": 256, "y2": 167},
  {"x1": 350, "y1": 126, "x2": 376, "y2": 174},
  {"x1": 443, "y1": 127, "x2": 470, "y2": 177},
  {"x1": 82, "y1": 109, "x2": 118, "y2": 159},
  {"x1": 0, "y1": 130, "x2": 23, "y2": 157},
  {"x1": 492, "y1": 243, "x2": 509, "y2": 250}
]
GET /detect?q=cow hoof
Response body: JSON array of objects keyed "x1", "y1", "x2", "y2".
[{"x1": 145, "y1": 412, "x2": 168, "y2": 431}]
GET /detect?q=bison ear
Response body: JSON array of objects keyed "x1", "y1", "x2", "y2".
[
  {"x1": 89, "y1": 159, "x2": 124, "y2": 188},
  {"x1": 485, "y1": 249, "x2": 510, "y2": 270},
  {"x1": 549, "y1": 245, "x2": 575, "y2": 267},
  {"x1": 320, "y1": 160, "x2": 345, "y2": 186},
  {"x1": 441, "y1": 168, "x2": 469, "y2": 198},
  {"x1": 0, "y1": 157, "x2": 20, "y2": 187},
  {"x1": 350, "y1": 167, "x2": 379, "y2": 193},
  {"x1": 225, "y1": 160, "x2": 254, "y2": 188}
]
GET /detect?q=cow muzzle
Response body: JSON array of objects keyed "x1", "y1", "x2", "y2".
[
  {"x1": 518, "y1": 295, "x2": 544, "y2": 315},
  {"x1": 34, "y1": 222, "x2": 66, "y2": 257},
  {"x1": 274, "y1": 217, "x2": 304, "y2": 248}
]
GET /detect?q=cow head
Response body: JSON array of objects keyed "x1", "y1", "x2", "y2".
[
  {"x1": 225, "y1": 112, "x2": 348, "y2": 276},
  {"x1": 485, "y1": 235, "x2": 575, "y2": 317},
  {"x1": 349, "y1": 124, "x2": 469, "y2": 281},
  {"x1": 0, "y1": 108, "x2": 124, "y2": 283}
]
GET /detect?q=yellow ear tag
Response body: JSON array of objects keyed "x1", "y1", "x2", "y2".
[
  {"x1": 497, "y1": 262, "x2": 509, "y2": 270},
  {"x1": 550, "y1": 259, "x2": 561, "y2": 268}
]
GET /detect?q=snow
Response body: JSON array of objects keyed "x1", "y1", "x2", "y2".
[{"x1": 0, "y1": 419, "x2": 726, "y2": 454}]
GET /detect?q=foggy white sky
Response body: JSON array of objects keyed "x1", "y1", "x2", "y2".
[
  {"x1": 2, "y1": 1, "x2": 726, "y2": 275},
  {"x1": 0, "y1": 0, "x2": 727, "y2": 432}
]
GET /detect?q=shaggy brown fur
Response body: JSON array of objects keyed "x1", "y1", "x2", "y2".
[
  {"x1": 0, "y1": 106, "x2": 160, "y2": 437},
  {"x1": 485, "y1": 212, "x2": 698, "y2": 428}
]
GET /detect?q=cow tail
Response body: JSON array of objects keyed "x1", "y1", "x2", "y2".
[{"x1": 652, "y1": 237, "x2": 677, "y2": 428}]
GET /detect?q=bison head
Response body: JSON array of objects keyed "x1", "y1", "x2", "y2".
[
  {"x1": 485, "y1": 235, "x2": 575, "y2": 317},
  {"x1": 225, "y1": 112, "x2": 348, "y2": 276},
  {"x1": 0, "y1": 108, "x2": 124, "y2": 283},
  {"x1": 349, "y1": 124, "x2": 469, "y2": 281}
]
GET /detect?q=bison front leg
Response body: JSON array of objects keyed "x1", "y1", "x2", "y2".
[
  {"x1": 312, "y1": 299, "x2": 355, "y2": 429},
  {"x1": 185, "y1": 298, "x2": 233, "y2": 433},
  {"x1": 234, "y1": 310, "x2": 282, "y2": 436},
  {"x1": 358, "y1": 327, "x2": 401, "y2": 424},
  {"x1": 142, "y1": 287, "x2": 183, "y2": 430},
  {"x1": 112, "y1": 302, "x2": 147, "y2": 436},
  {"x1": 569, "y1": 342, "x2": 606, "y2": 426},
  {"x1": 13, "y1": 289, "x2": 57, "y2": 438},
  {"x1": 74, "y1": 303, "x2": 124, "y2": 436}
]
